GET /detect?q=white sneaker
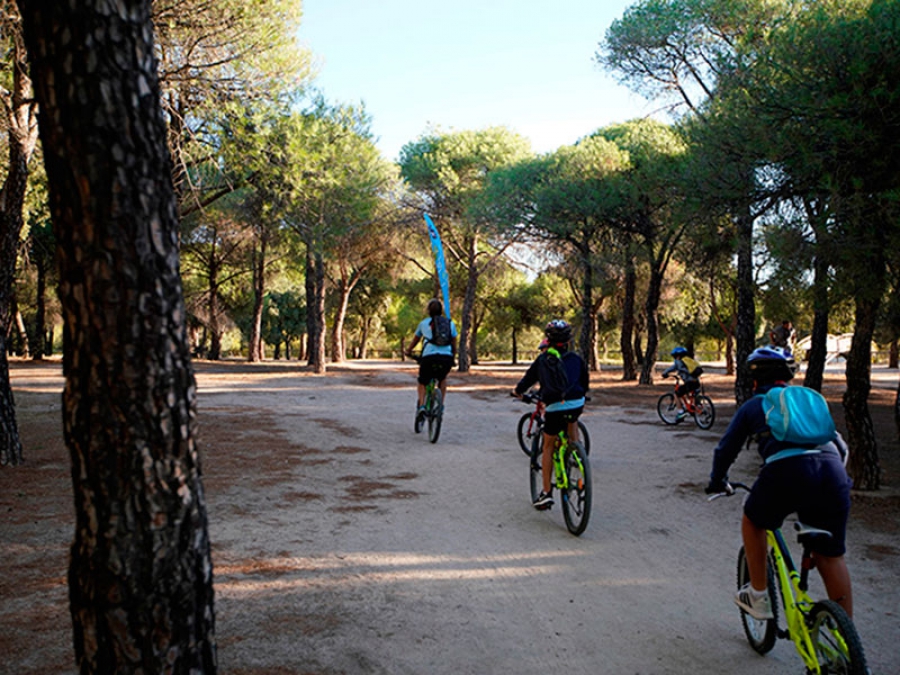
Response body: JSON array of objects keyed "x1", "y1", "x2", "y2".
[{"x1": 735, "y1": 583, "x2": 774, "y2": 620}]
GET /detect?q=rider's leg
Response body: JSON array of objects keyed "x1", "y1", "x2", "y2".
[
  {"x1": 566, "y1": 419, "x2": 579, "y2": 444},
  {"x1": 416, "y1": 382, "x2": 426, "y2": 408},
  {"x1": 814, "y1": 553, "x2": 853, "y2": 618},
  {"x1": 541, "y1": 431, "x2": 556, "y2": 494},
  {"x1": 742, "y1": 514, "x2": 769, "y2": 591}
]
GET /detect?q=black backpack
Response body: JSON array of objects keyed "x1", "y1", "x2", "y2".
[{"x1": 430, "y1": 316, "x2": 452, "y2": 347}]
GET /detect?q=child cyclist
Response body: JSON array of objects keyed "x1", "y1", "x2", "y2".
[
  {"x1": 661, "y1": 346, "x2": 700, "y2": 421},
  {"x1": 405, "y1": 299, "x2": 457, "y2": 429},
  {"x1": 705, "y1": 347, "x2": 854, "y2": 619},
  {"x1": 511, "y1": 320, "x2": 589, "y2": 509}
]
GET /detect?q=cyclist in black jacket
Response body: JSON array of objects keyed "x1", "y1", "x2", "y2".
[{"x1": 512, "y1": 320, "x2": 589, "y2": 509}]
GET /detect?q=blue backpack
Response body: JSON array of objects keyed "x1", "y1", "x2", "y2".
[{"x1": 763, "y1": 386, "x2": 836, "y2": 446}]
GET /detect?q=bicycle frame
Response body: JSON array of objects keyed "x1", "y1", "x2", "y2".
[
  {"x1": 552, "y1": 430, "x2": 583, "y2": 491},
  {"x1": 768, "y1": 529, "x2": 821, "y2": 672}
]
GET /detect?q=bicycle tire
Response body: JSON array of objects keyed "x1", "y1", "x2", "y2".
[
  {"x1": 693, "y1": 395, "x2": 716, "y2": 430},
  {"x1": 657, "y1": 393, "x2": 680, "y2": 425},
  {"x1": 517, "y1": 412, "x2": 542, "y2": 455},
  {"x1": 576, "y1": 420, "x2": 591, "y2": 455},
  {"x1": 736, "y1": 546, "x2": 779, "y2": 654},
  {"x1": 529, "y1": 432, "x2": 543, "y2": 503},
  {"x1": 561, "y1": 441, "x2": 591, "y2": 536},
  {"x1": 428, "y1": 387, "x2": 443, "y2": 443},
  {"x1": 808, "y1": 600, "x2": 868, "y2": 675}
]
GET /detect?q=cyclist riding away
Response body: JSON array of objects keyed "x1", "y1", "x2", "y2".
[
  {"x1": 405, "y1": 298, "x2": 458, "y2": 427},
  {"x1": 705, "y1": 347, "x2": 854, "y2": 620},
  {"x1": 512, "y1": 320, "x2": 589, "y2": 509},
  {"x1": 661, "y1": 346, "x2": 700, "y2": 421}
]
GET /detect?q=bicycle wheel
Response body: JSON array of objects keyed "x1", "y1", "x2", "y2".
[
  {"x1": 693, "y1": 395, "x2": 716, "y2": 430},
  {"x1": 529, "y1": 432, "x2": 543, "y2": 503},
  {"x1": 657, "y1": 393, "x2": 680, "y2": 425},
  {"x1": 428, "y1": 387, "x2": 443, "y2": 443},
  {"x1": 561, "y1": 442, "x2": 591, "y2": 536},
  {"x1": 577, "y1": 420, "x2": 591, "y2": 455},
  {"x1": 808, "y1": 600, "x2": 868, "y2": 675},
  {"x1": 517, "y1": 412, "x2": 542, "y2": 456},
  {"x1": 736, "y1": 546, "x2": 779, "y2": 654}
]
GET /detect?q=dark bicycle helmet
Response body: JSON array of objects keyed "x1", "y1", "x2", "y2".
[
  {"x1": 671, "y1": 346, "x2": 689, "y2": 357},
  {"x1": 747, "y1": 346, "x2": 797, "y2": 382},
  {"x1": 544, "y1": 319, "x2": 572, "y2": 345}
]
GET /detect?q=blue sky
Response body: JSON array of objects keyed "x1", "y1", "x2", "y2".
[{"x1": 296, "y1": 1, "x2": 660, "y2": 161}]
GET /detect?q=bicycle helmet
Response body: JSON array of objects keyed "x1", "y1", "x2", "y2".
[
  {"x1": 544, "y1": 319, "x2": 572, "y2": 345},
  {"x1": 671, "y1": 346, "x2": 689, "y2": 357},
  {"x1": 747, "y1": 346, "x2": 797, "y2": 382}
]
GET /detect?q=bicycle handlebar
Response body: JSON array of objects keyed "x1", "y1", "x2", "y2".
[{"x1": 706, "y1": 481, "x2": 750, "y2": 502}]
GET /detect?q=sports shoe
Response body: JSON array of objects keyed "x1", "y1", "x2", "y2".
[
  {"x1": 533, "y1": 491, "x2": 554, "y2": 510},
  {"x1": 414, "y1": 406, "x2": 426, "y2": 433},
  {"x1": 675, "y1": 409, "x2": 686, "y2": 421},
  {"x1": 735, "y1": 583, "x2": 774, "y2": 620}
]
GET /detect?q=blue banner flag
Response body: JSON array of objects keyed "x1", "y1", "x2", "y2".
[{"x1": 423, "y1": 213, "x2": 451, "y2": 316}]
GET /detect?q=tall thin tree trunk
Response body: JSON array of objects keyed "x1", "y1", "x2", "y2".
[
  {"x1": 620, "y1": 255, "x2": 636, "y2": 381},
  {"x1": 248, "y1": 234, "x2": 267, "y2": 362},
  {"x1": 844, "y1": 295, "x2": 881, "y2": 490},
  {"x1": 22, "y1": 2, "x2": 217, "y2": 670},
  {"x1": 457, "y1": 237, "x2": 478, "y2": 373},
  {"x1": 0, "y1": 8, "x2": 38, "y2": 466},
  {"x1": 734, "y1": 212, "x2": 756, "y2": 404}
]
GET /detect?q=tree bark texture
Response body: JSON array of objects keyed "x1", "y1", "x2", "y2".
[
  {"x1": 457, "y1": 236, "x2": 479, "y2": 373},
  {"x1": 638, "y1": 266, "x2": 663, "y2": 385},
  {"x1": 21, "y1": 2, "x2": 217, "y2": 672}
]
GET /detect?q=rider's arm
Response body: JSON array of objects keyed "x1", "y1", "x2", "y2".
[
  {"x1": 513, "y1": 358, "x2": 541, "y2": 397},
  {"x1": 709, "y1": 401, "x2": 756, "y2": 486},
  {"x1": 406, "y1": 333, "x2": 421, "y2": 356}
]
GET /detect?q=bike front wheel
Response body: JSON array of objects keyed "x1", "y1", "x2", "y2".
[
  {"x1": 736, "y1": 546, "x2": 779, "y2": 654},
  {"x1": 561, "y1": 442, "x2": 591, "y2": 536},
  {"x1": 576, "y1": 420, "x2": 591, "y2": 455},
  {"x1": 693, "y1": 395, "x2": 716, "y2": 430},
  {"x1": 657, "y1": 393, "x2": 680, "y2": 425},
  {"x1": 517, "y1": 412, "x2": 541, "y2": 455},
  {"x1": 428, "y1": 387, "x2": 443, "y2": 443},
  {"x1": 808, "y1": 600, "x2": 867, "y2": 675}
]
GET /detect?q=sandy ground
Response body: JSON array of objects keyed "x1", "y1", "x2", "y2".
[{"x1": 1, "y1": 358, "x2": 899, "y2": 675}]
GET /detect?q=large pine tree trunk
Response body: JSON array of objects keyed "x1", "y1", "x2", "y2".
[{"x1": 21, "y1": 3, "x2": 217, "y2": 671}]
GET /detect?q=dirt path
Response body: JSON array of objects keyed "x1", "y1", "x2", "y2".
[{"x1": 2, "y1": 359, "x2": 898, "y2": 674}]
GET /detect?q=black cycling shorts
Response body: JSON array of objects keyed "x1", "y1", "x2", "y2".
[
  {"x1": 744, "y1": 452, "x2": 852, "y2": 557},
  {"x1": 543, "y1": 407, "x2": 583, "y2": 438},
  {"x1": 417, "y1": 354, "x2": 454, "y2": 385},
  {"x1": 676, "y1": 379, "x2": 700, "y2": 397}
]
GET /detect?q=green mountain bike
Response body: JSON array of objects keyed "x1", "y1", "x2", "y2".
[
  {"x1": 710, "y1": 482, "x2": 867, "y2": 674},
  {"x1": 529, "y1": 427, "x2": 592, "y2": 536},
  {"x1": 412, "y1": 356, "x2": 443, "y2": 443}
]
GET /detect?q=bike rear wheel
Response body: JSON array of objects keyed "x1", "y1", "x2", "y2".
[
  {"x1": 657, "y1": 393, "x2": 680, "y2": 425},
  {"x1": 517, "y1": 412, "x2": 542, "y2": 455},
  {"x1": 736, "y1": 546, "x2": 779, "y2": 654},
  {"x1": 428, "y1": 387, "x2": 443, "y2": 443},
  {"x1": 561, "y1": 441, "x2": 591, "y2": 536},
  {"x1": 808, "y1": 600, "x2": 867, "y2": 675},
  {"x1": 693, "y1": 395, "x2": 716, "y2": 430}
]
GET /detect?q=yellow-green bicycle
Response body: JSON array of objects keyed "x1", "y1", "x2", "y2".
[
  {"x1": 529, "y1": 427, "x2": 592, "y2": 536},
  {"x1": 710, "y1": 482, "x2": 867, "y2": 674}
]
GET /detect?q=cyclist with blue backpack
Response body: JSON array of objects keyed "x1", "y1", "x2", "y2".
[
  {"x1": 405, "y1": 298, "x2": 457, "y2": 425},
  {"x1": 512, "y1": 320, "x2": 589, "y2": 509},
  {"x1": 705, "y1": 347, "x2": 854, "y2": 619}
]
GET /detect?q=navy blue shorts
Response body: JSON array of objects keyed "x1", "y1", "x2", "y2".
[
  {"x1": 744, "y1": 453, "x2": 852, "y2": 557},
  {"x1": 543, "y1": 407, "x2": 583, "y2": 438},
  {"x1": 417, "y1": 354, "x2": 454, "y2": 385},
  {"x1": 676, "y1": 379, "x2": 700, "y2": 397}
]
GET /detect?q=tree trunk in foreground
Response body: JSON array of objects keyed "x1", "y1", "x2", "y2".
[{"x1": 21, "y1": 2, "x2": 217, "y2": 672}]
